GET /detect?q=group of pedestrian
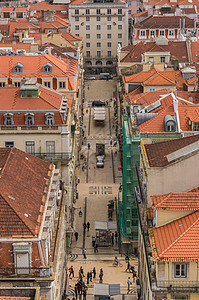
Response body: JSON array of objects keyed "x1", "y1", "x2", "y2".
[
  {"x1": 83, "y1": 222, "x2": 90, "y2": 232},
  {"x1": 111, "y1": 232, "x2": 118, "y2": 245},
  {"x1": 86, "y1": 267, "x2": 96, "y2": 284}
]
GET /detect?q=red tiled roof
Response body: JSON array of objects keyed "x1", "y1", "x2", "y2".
[
  {"x1": 134, "y1": 15, "x2": 195, "y2": 29},
  {"x1": 0, "y1": 298, "x2": 31, "y2": 300},
  {"x1": 124, "y1": 68, "x2": 185, "y2": 88},
  {"x1": 129, "y1": 89, "x2": 172, "y2": 105},
  {"x1": 145, "y1": 0, "x2": 199, "y2": 8},
  {"x1": 0, "y1": 43, "x2": 32, "y2": 52},
  {"x1": 133, "y1": 10, "x2": 148, "y2": 17},
  {"x1": 0, "y1": 53, "x2": 78, "y2": 77},
  {"x1": 191, "y1": 41, "x2": 199, "y2": 63},
  {"x1": 149, "y1": 211, "x2": 199, "y2": 261},
  {"x1": 61, "y1": 32, "x2": 82, "y2": 41},
  {"x1": 29, "y1": 1, "x2": 68, "y2": 12},
  {"x1": 0, "y1": 147, "x2": 52, "y2": 237},
  {"x1": 144, "y1": 134, "x2": 199, "y2": 167},
  {"x1": 151, "y1": 192, "x2": 199, "y2": 210},
  {"x1": 121, "y1": 41, "x2": 189, "y2": 63}
]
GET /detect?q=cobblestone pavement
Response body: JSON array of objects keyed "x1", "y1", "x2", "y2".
[{"x1": 67, "y1": 79, "x2": 138, "y2": 300}]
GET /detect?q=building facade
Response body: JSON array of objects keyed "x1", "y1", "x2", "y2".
[{"x1": 69, "y1": 0, "x2": 128, "y2": 73}]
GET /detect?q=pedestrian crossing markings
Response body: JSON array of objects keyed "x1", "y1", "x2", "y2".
[{"x1": 89, "y1": 186, "x2": 112, "y2": 195}]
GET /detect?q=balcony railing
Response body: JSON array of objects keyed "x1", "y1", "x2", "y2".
[
  {"x1": 34, "y1": 152, "x2": 72, "y2": 161},
  {"x1": 155, "y1": 280, "x2": 199, "y2": 290},
  {"x1": 0, "y1": 266, "x2": 53, "y2": 278},
  {"x1": 0, "y1": 125, "x2": 60, "y2": 131}
]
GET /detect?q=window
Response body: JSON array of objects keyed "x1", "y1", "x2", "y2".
[
  {"x1": 107, "y1": 51, "x2": 112, "y2": 57},
  {"x1": 118, "y1": 33, "x2": 122, "y2": 38},
  {"x1": 160, "y1": 56, "x2": 166, "y2": 63},
  {"x1": 14, "y1": 82, "x2": 21, "y2": 87},
  {"x1": 140, "y1": 30, "x2": 146, "y2": 36},
  {"x1": 4, "y1": 113, "x2": 13, "y2": 125},
  {"x1": 150, "y1": 30, "x2": 155, "y2": 37},
  {"x1": 0, "y1": 82, "x2": 5, "y2": 87},
  {"x1": 174, "y1": 264, "x2": 187, "y2": 278},
  {"x1": 107, "y1": 25, "x2": 111, "y2": 30},
  {"x1": 13, "y1": 243, "x2": 31, "y2": 275},
  {"x1": 118, "y1": 16, "x2": 122, "y2": 21},
  {"x1": 96, "y1": 9, "x2": 101, "y2": 14},
  {"x1": 75, "y1": 25, "x2": 79, "y2": 30},
  {"x1": 97, "y1": 51, "x2": 101, "y2": 57},
  {"x1": 97, "y1": 16, "x2": 101, "y2": 21},
  {"x1": 42, "y1": 63, "x2": 53, "y2": 73},
  {"x1": 107, "y1": 16, "x2": 111, "y2": 21},
  {"x1": 86, "y1": 9, "x2": 90, "y2": 14},
  {"x1": 118, "y1": 9, "x2": 122, "y2": 14},
  {"x1": 86, "y1": 25, "x2": 90, "y2": 30},
  {"x1": 45, "y1": 113, "x2": 55, "y2": 126},
  {"x1": 46, "y1": 141, "x2": 55, "y2": 154},
  {"x1": 59, "y1": 81, "x2": 66, "y2": 89},
  {"x1": 25, "y1": 113, "x2": 34, "y2": 125},
  {"x1": 76, "y1": 34, "x2": 80, "y2": 37},
  {"x1": 118, "y1": 42, "x2": 122, "y2": 47},
  {"x1": 118, "y1": 25, "x2": 122, "y2": 30},
  {"x1": 86, "y1": 34, "x2": 90, "y2": 39},
  {"x1": 107, "y1": 33, "x2": 111, "y2": 39},
  {"x1": 159, "y1": 30, "x2": 165, "y2": 36},
  {"x1": 107, "y1": 9, "x2": 111, "y2": 14},
  {"x1": 86, "y1": 16, "x2": 90, "y2": 21},
  {"x1": 5, "y1": 141, "x2": 14, "y2": 147},
  {"x1": 107, "y1": 42, "x2": 111, "y2": 47},
  {"x1": 149, "y1": 88, "x2": 156, "y2": 91},
  {"x1": 168, "y1": 29, "x2": 174, "y2": 36},
  {"x1": 75, "y1": 16, "x2": 79, "y2": 21},
  {"x1": 86, "y1": 42, "x2": 90, "y2": 47},
  {"x1": 96, "y1": 25, "x2": 101, "y2": 30},
  {"x1": 97, "y1": 42, "x2": 101, "y2": 47},
  {"x1": 97, "y1": 34, "x2": 101, "y2": 39},
  {"x1": 86, "y1": 51, "x2": 90, "y2": 57},
  {"x1": 26, "y1": 141, "x2": 35, "y2": 154},
  {"x1": 75, "y1": 9, "x2": 79, "y2": 15},
  {"x1": 13, "y1": 63, "x2": 23, "y2": 73},
  {"x1": 149, "y1": 57, "x2": 154, "y2": 63}
]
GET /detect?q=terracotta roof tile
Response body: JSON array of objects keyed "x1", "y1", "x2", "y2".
[
  {"x1": 144, "y1": 134, "x2": 199, "y2": 167},
  {"x1": 149, "y1": 211, "x2": 199, "y2": 261},
  {"x1": 0, "y1": 148, "x2": 52, "y2": 237},
  {"x1": 151, "y1": 192, "x2": 199, "y2": 210},
  {"x1": 29, "y1": 1, "x2": 68, "y2": 12},
  {"x1": 0, "y1": 298, "x2": 31, "y2": 300}
]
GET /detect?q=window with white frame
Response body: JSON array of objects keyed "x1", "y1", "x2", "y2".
[
  {"x1": 46, "y1": 141, "x2": 55, "y2": 154},
  {"x1": 140, "y1": 30, "x2": 146, "y2": 37},
  {"x1": 86, "y1": 16, "x2": 90, "y2": 21},
  {"x1": 107, "y1": 16, "x2": 111, "y2": 21},
  {"x1": 118, "y1": 9, "x2": 122, "y2": 14},
  {"x1": 107, "y1": 33, "x2": 111, "y2": 39},
  {"x1": 75, "y1": 9, "x2": 79, "y2": 15},
  {"x1": 4, "y1": 113, "x2": 13, "y2": 125},
  {"x1": 118, "y1": 25, "x2": 122, "y2": 30},
  {"x1": 13, "y1": 243, "x2": 31, "y2": 275},
  {"x1": 0, "y1": 82, "x2": 5, "y2": 87},
  {"x1": 26, "y1": 141, "x2": 35, "y2": 154},
  {"x1": 86, "y1": 34, "x2": 90, "y2": 39},
  {"x1": 86, "y1": 25, "x2": 90, "y2": 30},
  {"x1": 97, "y1": 42, "x2": 101, "y2": 47},
  {"x1": 75, "y1": 25, "x2": 79, "y2": 30},
  {"x1": 86, "y1": 8, "x2": 90, "y2": 14},
  {"x1": 174, "y1": 263, "x2": 187, "y2": 278},
  {"x1": 96, "y1": 25, "x2": 101, "y2": 30},
  {"x1": 25, "y1": 113, "x2": 34, "y2": 125},
  {"x1": 107, "y1": 51, "x2": 112, "y2": 57},
  {"x1": 44, "y1": 81, "x2": 51, "y2": 88},
  {"x1": 97, "y1": 51, "x2": 101, "y2": 57},
  {"x1": 96, "y1": 9, "x2": 101, "y2": 14},
  {"x1": 14, "y1": 81, "x2": 21, "y2": 87},
  {"x1": 42, "y1": 63, "x2": 53, "y2": 73},
  {"x1": 45, "y1": 113, "x2": 55, "y2": 126},
  {"x1": 168, "y1": 29, "x2": 174, "y2": 36},
  {"x1": 59, "y1": 81, "x2": 66, "y2": 89},
  {"x1": 149, "y1": 57, "x2": 154, "y2": 63},
  {"x1": 149, "y1": 88, "x2": 156, "y2": 91},
  {"x1": 160, "y1": 56, "x2": 166, "y2": 63},
  {"x1": 118, "y1": 33, "x2": 122, "y2": 38},
  {"x1": 107, "y1": 8, "x2": 111, "y2": 14},
  {"x1": 118, "y1": 16, "x2": 122, "y2": 21},
  {"x1": 97, "y1": 34, "x2": 101, "y2": 39},
  {"x1": 107, "y1": 42, "x2": 111, "y2": 47},
  {"x1": 86, "y1": 51, "x2": 90, "y2": 57},
  {"x1": 150, "y1": 30, "x2": 155, "y2": 37},
  {"x1": 13, "y1": 63, "x2": 23, "y2": 73},
  {"x1": 96, "y1": 16, "x2": 100, "y2": 21},
  {"x1": 107, "y1": 25, "x2": 111, "y2": 30},
  {"x1": 5, "y1": 141, "x2": 14, "y2": 147},
  {"x1": 159, "y1": 30, "x2": 165, "y2": 36},
  {"x1": 86, "y1": 42, "x2": 90, "y2": 47},
  {"x1": 75, "y1": 16, "x2": 79, "y2": 21}
]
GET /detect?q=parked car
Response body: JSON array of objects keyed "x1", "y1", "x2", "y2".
[{"x1": 85, "y1": 76, "x2": 96, "y2": 80}]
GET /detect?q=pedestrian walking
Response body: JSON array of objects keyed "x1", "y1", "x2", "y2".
[
  {"x1": 115, "y1": 232, "x2": 118, "y2": 243},
  {"x1": 87, "y1": 222, "x2": 90, "y2": 232},
  {"x1": 111, "y1": 232, "x2": 114, "y2": 245},
  {"x1": 94, "y1": 243, "x2": 98, "y2": 253},
  {"x1": 89, "y1": 271, "x2": 93, "y2": 282},
  {"x1": 93, "y1": 267, "x2": 96, "y2": 279},
  {"x1": 83, "y1": 223, "x2": 86, "y2": 231},
  {"x1": 83, "y1": 248, "x2": 87, "y2": 259},
  {"x1": 77, "y1": 282, "x2": 81, "y2": 294},
  {"x1": 126, "y1": 261, "x2": 130, "y2": 272},
  {"x1": 79, "y1": 282, "x2": 83, "y2": 295},
  {"x1": 83, "y1": 288, "x2": 87, "y2": 300},
  {"x1": 100, "y1": 268, "x2": 103, "y2": 276},
  {"x1": 80, "y1": 266, "x2": 84, "y2": 277},
  {"x1": 133, "y1": 270, "x2": 137, "y2": 282},
  {"x1": 99, "y1": 273, "x2": 103, "y2": 283},
  {"x1": 69, "y1": 266, "x2": 74, "y2": 278},
  {"x1": 92, "y1": 236, "x2": 96, "y2": 247},
  {"x1": 87, "y1": 272, "x2": 90, "y2": 285},
  {"x1": 74, "y1": 231, "x2": 78, "y2": 241},
  {"x1": 75, "y1": 284, "x2": 78, "y2": 298},
  {"x1": 127, "y1": 277, "x2": 131, "y2": 291}
]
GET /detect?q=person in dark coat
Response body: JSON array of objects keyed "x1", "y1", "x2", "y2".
[
  {"x1": 74, "y1": 231, "x2": 78, "y2": 241},
  {"x1": 89, "y1": 271, "x2": 92, "y2": 282},
  {"x1": 87, "y1": 222, "x2": 90, "y2": 232},
  {"x1": 93, "y1": 267, "x2": 96, "y2": 279},
  {"x1": 87, "y1": 272, "x2": 90, "y2": 285}
]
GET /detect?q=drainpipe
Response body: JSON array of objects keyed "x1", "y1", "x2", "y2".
[{"x1": 172, "y1": 92, "x2": 181, "y2": 133}]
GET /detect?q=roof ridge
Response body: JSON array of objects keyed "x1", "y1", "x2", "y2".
[
  {"x1": 160, "y1": 212, "x2": 199, "y2": 256},
  {"x1": 0, "y1": 148, "x2": 12, "y2": 177},
  {"x1": 154, "y1": 192, "x2": 172, "y2": 208},
  {"x1": 0, "y1": 192, "x2": 35, "y2": 236}
]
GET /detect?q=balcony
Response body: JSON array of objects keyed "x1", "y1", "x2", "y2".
[
  {"x1": 0, "y1": 266, "x2": 53, "y2": 279},
  {"x1": 0, "y1": 125, "x2": 60, "y2": 132},
  {"x1": 155, "y1": 280, "x2": 199, "y2": 291},
  {"x1": 34, "y1": 152, "x2": 72, "y2": 161}
]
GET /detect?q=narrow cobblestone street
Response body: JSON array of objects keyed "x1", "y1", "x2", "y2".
[{"x1": 67, "y1": 79, "x2": 138, "y2": 300}]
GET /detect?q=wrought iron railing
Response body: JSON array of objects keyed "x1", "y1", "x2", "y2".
[
  {"x1": 34, "y1": 152, "x2": 72, "y2": 160},
  {"x1": 156, "y1": 280, "x2": 199, "y2": 290},
  {"x1": 0, "y1": 267, "x2": 52, "y2": 278}
]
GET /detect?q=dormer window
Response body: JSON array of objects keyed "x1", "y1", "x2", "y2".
[
  {"x1": 164, "y1": 115, "x2": 176, "y2": 132},
  {"x1": 4, "y1": 113, "x2": 14, "y2": 125},
  {"x1": 42, "y1": 63, "x2": 53, "y2": 73},
  {"x1": 45, "y1": 113, "x2": 55, "y2": 125},
  {"x1": 25, "y1": 113, "x2": 34, "y2": 125},
  {"x1": 13, "y1": 63, "x2": 23, "y2": 73}
]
